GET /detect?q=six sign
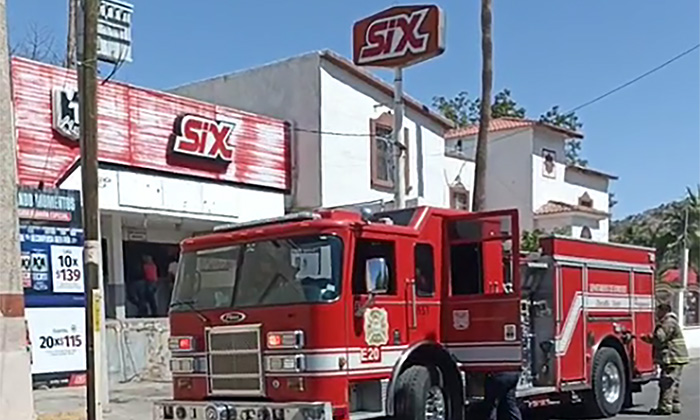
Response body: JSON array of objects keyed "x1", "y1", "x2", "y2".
[
  {"x1": 170, "y1": 114, "x2": 238, "y2": 162},
  {"x1": 353, "y1": 5, "x2": 445, "y2": 68}
]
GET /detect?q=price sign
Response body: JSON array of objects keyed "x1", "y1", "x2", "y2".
[
  {"x1": 51, "y1": 245, "x2": 84, "y2": 293},
  {"x1": 25, "y1": 307, "x2": 86, "y2": 375}
]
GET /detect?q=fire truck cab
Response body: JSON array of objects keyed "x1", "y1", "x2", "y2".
[{"x1": 155, "y1": 206, "x2": 656, "y2": 420}]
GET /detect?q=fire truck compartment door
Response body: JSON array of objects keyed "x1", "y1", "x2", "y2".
[{"x1": 441, "y1": 209, "x2": 522, "y2": 371}]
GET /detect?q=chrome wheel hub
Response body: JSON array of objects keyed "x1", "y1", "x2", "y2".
[
  {"x1": 602, "y1": 362, "x2": 622, "y2": 404},
  {"x1": 425, "y1": 385, "x2": 446, "y2": 420}
]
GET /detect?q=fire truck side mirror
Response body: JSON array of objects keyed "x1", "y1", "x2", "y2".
[{"x1": 365, "y1": 257, "x2": 389, "y2": 294}]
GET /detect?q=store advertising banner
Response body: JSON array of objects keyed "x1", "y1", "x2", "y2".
[
  {"x1": 21, "y1": 225, "x2": 85, "y2": 296},
  {"x1": 25, "y1": 307, "x2": 86, "y2": 375},
  {"x1": 18, "y1": 187, "x2": 86, "y2": 379}
]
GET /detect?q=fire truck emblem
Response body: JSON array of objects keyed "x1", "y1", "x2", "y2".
[
  {"x1": 363, "y1": 307, "x2": 389, "y2": 347},
  {"x1": 452, "y1": 310, "x2": 470, "y2": 330}
]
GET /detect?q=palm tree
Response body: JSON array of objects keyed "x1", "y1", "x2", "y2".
[{"x1": 472, "y1": 0, "x2": 493, "y2": 211}]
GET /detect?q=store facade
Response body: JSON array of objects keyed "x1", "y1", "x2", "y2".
[{"x1": 12, "y1": 57, "x2": 291, "y2": 320}]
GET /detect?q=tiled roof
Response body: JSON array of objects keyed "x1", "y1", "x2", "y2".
[
  {"x1": 445, "y1": 117, "x2": 583, "y2": 140},
  {"x1": 535, "y1": 200, "x2": 609, "y2": 218},
  {"x1": 661, "y1": 268, "x2": 698, "y2": 285}
]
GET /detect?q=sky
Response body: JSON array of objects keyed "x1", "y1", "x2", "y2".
[{"x1": 7, "y1": 0, "x2": 700, "y2": 219}]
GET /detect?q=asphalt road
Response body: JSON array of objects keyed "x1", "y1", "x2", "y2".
[{"x1": 539, "y1": 361, "x2": 699, "y2": 420}]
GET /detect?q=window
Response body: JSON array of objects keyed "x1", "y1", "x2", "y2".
[
  {"x1": 578, "y1": 192, "x2": 594, "y2": 208},
  {"x1": 580, "y1": 226, "x2": 592, "y2": 239},
  {"x1": 448, "y1": 215, "x2": 515, "y2": 296},
  {"x1": 450, "y1": 184, "x2": 470, "y2": 210},
  {"x1": 542, "y1": 148, "x2": 556, "y2": 179},
  {"x1": 370, "y1": 113, "x2": 409, "y2": 191},
  {"x1": 352, "y1": 239, "x2": 396, "y2": 295},
  {"x1": 414, "y1": 244, "x2": 435, "y2": 297},
  {"x1": 685, "y1": 291, "x2": 699, "y2": 327}
]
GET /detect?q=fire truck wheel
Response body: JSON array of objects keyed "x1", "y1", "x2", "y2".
[
  {"x1": 394, "y1": 365, "x2": 448, "y2": 420},
  {"x1": 587, "y1": 348, "x2": 627, "y2": 418}
]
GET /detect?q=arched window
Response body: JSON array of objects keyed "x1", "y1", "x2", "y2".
[{"x1": 580, "y1": 226, "x2": 592, "y2": 239}]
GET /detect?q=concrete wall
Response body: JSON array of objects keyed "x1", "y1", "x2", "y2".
[
  {"x1": 106, "y1": 318, "x2": 171, "y2": 385},
  {"x1": 168, "y1": 54, "x2": 322, "y2": 210},
  {"x1": 318, "y1": 60, "x2": 447, "y2": 209}
]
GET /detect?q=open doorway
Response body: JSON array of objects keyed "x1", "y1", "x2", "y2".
[{"x1": 123, "y1": 241, "x2": 179, "y2": 318}]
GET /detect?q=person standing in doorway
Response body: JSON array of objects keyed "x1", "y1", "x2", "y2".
[
  {"x1": 166, "y1": 250, "x2": 179, "y2": 309},
  {"x1": 141, "y1": 254, "x2": 159, "y2": 317},
  {"x1": 642, "y1": 303, "x2": 689, "y2": 415}
]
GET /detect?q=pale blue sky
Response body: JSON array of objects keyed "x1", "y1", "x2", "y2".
[{"x1": 8, "y1": 0, "x2": 700, "y2": 218}]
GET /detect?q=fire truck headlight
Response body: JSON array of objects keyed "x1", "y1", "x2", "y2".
[
  {"x1": 169, "y1": 357, "x2": 194, "y2": 374},
  {"x1": 266, "y1": 355, "x2": 306, "y2": 373},
  {"x1": 205, "y1": 404, "x2": 228, "y2": 420},
  {"x1": 267, "y1": 330, "x2": 304, "y2": 349}
]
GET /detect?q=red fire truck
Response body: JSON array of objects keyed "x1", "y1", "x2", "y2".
[{"x1": 155, "y1": 206, "x2": 657, "y2": 420}]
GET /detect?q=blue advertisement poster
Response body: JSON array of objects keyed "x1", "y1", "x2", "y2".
[{"x1": 18, "y1": 187, "x2": 86, "y2": 385}]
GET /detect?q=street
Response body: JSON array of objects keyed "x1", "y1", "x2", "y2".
[{"x1": 35, "y1": 362, "x2": 698, "y2": 420}]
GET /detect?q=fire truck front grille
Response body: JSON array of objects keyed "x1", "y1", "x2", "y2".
[{"x1": 206, "y1": 325, "x2": 264, "y2": 396}]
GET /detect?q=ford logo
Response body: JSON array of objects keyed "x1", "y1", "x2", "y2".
[{"x1": 220, "y1": 311, "x2": 246, "y2": 324}]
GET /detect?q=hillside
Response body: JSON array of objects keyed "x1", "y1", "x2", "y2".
[{"x1": 610, "y1": 189, "x2": 698, "y2": 275}]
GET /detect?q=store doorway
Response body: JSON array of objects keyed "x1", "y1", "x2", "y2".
[{"x1": 122, "y1": 241, "x2": 179, "y2": 318}]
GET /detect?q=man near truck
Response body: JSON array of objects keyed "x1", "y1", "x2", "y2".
[{"x1": 642, "y1": 303, "x2": 689, "y2": 415}]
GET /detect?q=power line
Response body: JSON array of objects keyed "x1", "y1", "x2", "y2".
[
  {"x1": 293, "y1": 43, "x2": 700, "y2": 138},
  {"x1": 568, "y1": 43, "x2": 700, "y2": 113}
]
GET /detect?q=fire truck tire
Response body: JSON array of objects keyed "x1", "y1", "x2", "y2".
[
  {"x1": 394, "y1": 365, "x2": 448, "y2": 420},
  {"x1": 587, "y1": 348, "x2": 627, "y2": 418}
]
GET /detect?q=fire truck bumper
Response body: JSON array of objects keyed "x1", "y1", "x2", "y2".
[{"x1": 153, "y1": 400, "x2": 333, "y2": 420}]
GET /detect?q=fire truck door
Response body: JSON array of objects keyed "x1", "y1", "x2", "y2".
[
  {"x1": 348, "y1": 236, "x2": 409, "y2": 373},
  {"x1": 407, "y1": 242, "x2": 441, "y2": 342},
  {"x1": 441, "y1": 210, "x2": 522, "y2": 372}
]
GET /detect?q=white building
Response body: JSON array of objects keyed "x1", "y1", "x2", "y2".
[
  {"x1": 170, "y1": 50, "x2": 463, "y2": 212},
  {"x1": 445, "y1": 118, "x2": 616, "y2": 241}
]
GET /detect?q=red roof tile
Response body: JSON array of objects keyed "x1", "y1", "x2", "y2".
[
  {"x1": 535, "y1": 200, "x2": 609, "y2": 218},
  {"x1": 445, "y1": 117, "x2": 583, "y2": 140},
  {"x1": 661, "y1": 268, "x2": 698, "y2": 285}
]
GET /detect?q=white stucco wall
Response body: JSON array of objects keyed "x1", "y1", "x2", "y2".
[
  {"x1": 531, "y1": 130, "x2": 611, "y2": 241},
  {"x1": 444, "y1": 154, "x2": 475, "y2": 209},
  {"x1": 458, "y1": 129, "x2": 535, "y2": 228},
  {"x1": 319, "y1": 60, "x2": 448, "y2": 209}
]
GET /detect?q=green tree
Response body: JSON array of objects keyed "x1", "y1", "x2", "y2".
[{"x1": 539, "y1": 106, "x2": 587, "y2": 167}]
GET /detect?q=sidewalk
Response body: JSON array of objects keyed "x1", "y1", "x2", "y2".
[{"x1": 34, "y1": 381, "x2": 170, "y2": 420}]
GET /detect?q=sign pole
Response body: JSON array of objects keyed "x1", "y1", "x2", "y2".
[
  {"x1": 78, "y1": 0, "x2": 105, "y2": 419},
  {"x1": 393, "y1": 67, "x2": 406, "y2": 210}
]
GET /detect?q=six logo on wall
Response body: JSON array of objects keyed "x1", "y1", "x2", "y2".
[{"x1": 169, "y1": 114, "x2": 238, "y2": 163}]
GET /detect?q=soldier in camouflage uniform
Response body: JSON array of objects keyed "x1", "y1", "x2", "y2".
[{"x1": 641, "y1": 303, "x2": 689, "y2": 415}]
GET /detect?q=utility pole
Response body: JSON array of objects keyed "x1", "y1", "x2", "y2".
[
  {"x1": 679, "y1": 207, "x2": 689, "y2": 326},
  {"x1": 473, "y1": 0, "x2": 494, "y2": 212},
  {"x1": 78, "y1": 0, "x2": 105, "y2": 419},
  {"x1": 393, "y1": 67, "x2": 406, "y2": 210},
  {"x1": 0, "y1": 1, "x2": 35, "y2": 419},
  {"x1": 66, "y1": 0, "x2": 78, "y2": 68}
]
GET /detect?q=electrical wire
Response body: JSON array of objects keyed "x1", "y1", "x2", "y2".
[{"x1": 292, "y1": 43, "x2": 700, "y2": 138}]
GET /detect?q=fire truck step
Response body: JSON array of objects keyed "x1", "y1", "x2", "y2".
[{"x1": 516, "y1": 386, "x2": 557, "y2": 398}]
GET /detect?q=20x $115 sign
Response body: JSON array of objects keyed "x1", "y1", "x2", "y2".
[{"x1": 352, "y1": 5, "x2": 445, "y2": 68}]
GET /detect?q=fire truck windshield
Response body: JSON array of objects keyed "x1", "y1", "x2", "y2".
[{"x1": 171, "y1": 235, "x2": 343, "y2": 312}]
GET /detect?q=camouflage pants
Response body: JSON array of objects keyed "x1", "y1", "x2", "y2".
[{"x1": 658, "y1": 364, "x2": 683, "y2": 413}]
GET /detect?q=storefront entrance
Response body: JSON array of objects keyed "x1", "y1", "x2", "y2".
[{"x1": 123, "y1": 240, "x2": 179, "y2": 318}]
